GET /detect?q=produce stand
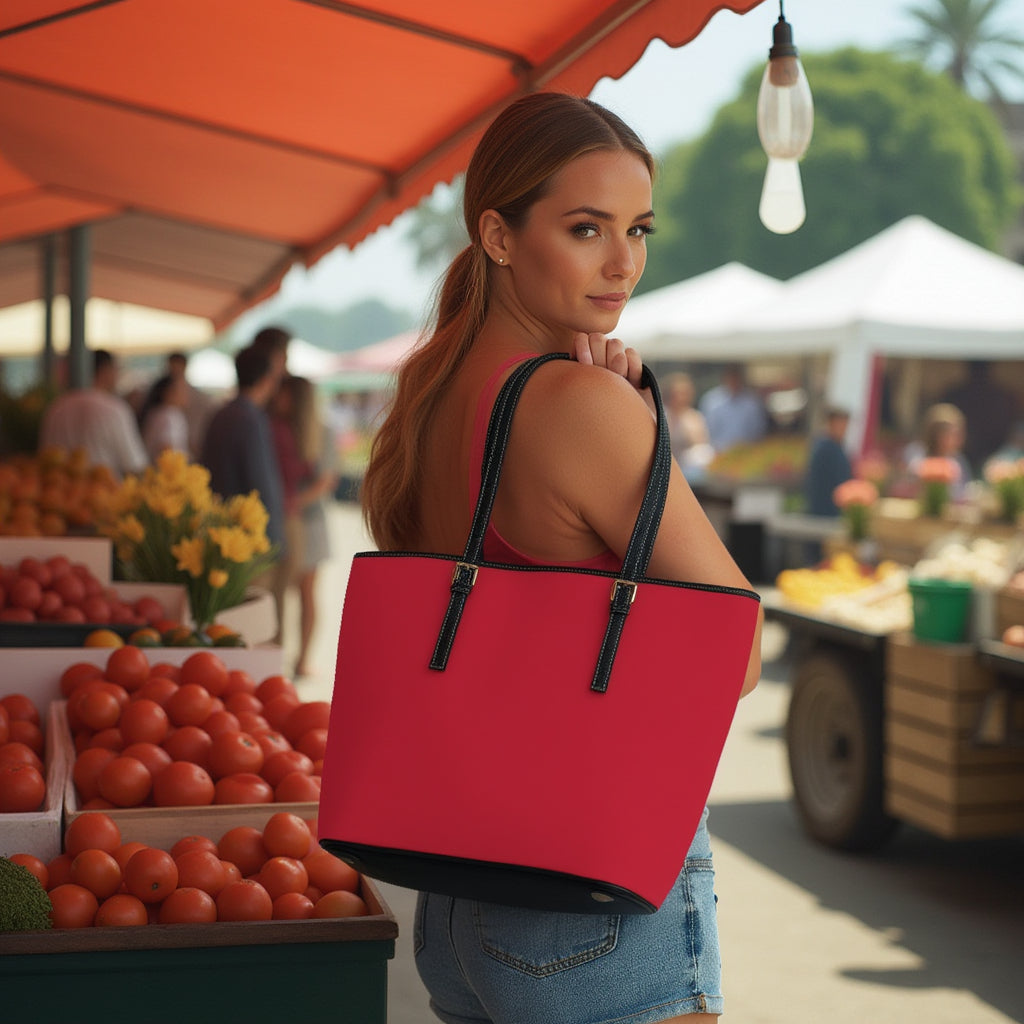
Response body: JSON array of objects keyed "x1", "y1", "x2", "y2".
[
  {"x1": 0, "y1": 878, "x2": 397, "y2": 1024},
  {"x1": 764, "y1": 589, "x2": 1024, "y2": 850}
]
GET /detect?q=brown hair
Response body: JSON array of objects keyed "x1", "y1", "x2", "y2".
[{"x1": 361, "y1": 92, "x2": 654, "y2": 550}]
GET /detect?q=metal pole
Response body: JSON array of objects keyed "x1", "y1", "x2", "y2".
[
  {"x1": 40, "y1": 235, "x2": 57, "y2": 390},
  {"x1": 68, "y1": 224, "x2": 91, "y2": 389}
]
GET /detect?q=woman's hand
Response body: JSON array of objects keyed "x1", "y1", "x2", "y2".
[{"x1": 572, "y1": 332, "x2": 643, "y2": 389}]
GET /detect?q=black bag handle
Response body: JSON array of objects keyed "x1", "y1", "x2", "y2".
[{"x1": 431, "y1": 352, "x2": 672, "y2": 693}]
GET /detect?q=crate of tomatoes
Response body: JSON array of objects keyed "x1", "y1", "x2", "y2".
[
  {"x1": 1, "y1": 809, "x2": 397, "y2": 1024},
  {"x1": 57, "y1": 647, "x2": 328, "y2": 847}
]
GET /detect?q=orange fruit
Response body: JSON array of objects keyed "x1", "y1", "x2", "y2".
[{"x1": 83, "y1": 628, "x2": 125, "y2": 649}]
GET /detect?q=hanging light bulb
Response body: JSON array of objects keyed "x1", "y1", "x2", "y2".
[{"x1": 756, "y1": 2, "x2": 814, "y2": 234}]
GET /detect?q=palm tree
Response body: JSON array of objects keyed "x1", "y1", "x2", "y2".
[
  {"x1": 901, "y1": 0, "x2": 1024, "y2": 99},
  {"x1": 402, "y1": 177, "x2": 468, "y2": 275}
]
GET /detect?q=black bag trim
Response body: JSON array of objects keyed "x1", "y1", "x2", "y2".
[{"x1": 320, "y1": 839, "x2": 658, "y2": 915}]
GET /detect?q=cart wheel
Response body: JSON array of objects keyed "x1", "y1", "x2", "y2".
[{"x1": 786, "y1": 651, "x2": 898, "y2": 851}]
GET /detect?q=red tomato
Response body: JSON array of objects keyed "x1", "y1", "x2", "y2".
[
  {"x1": 134, "y1": 676, "x2": 179, "y2": 707},
  {"x1": 73, "y1": 747, "x2": 118, "y2": 802},
  {"x1": 113, "y1": 841, "x2": 149, "y2": 871},
  {"x1": 7, "y1": 719, "x2": 43, "y2": 755},
  {"x1": 282, "y1": 701, "x2": 331, "y2": 745},
  {"x1": 37, "y1": 590, "x2": 63, "y2": 620},
  {"x1": 9, "y1": 576, "x2": 43, "y2": 612},
  {"x1": 295, "y1": 727, "x2": 328, "y2": 762},
  {"x1": 169, "y1": 834, "x2": 218, "y2": 859},
  {"x1": 262, "y1": 812, "x2": 313, "y2": 860},
  {"x1": 165, "y1": 682, "x2": 214, "y2": 727},
  {"x1": 160, "y1": 724, "x2": 213, "y2": 768},
  {"x1": 70, "y1": 848, "x2": 123, "y2": 899},
  {"x1": 260, "y1": 749, "x2": 313, "y2": 788},
  {"x1": 303, "y1": 848, "x2": 360, "y2": 894},
  {"x1": 207, "y1": 730, "x2": 264, "y2": 779},
  {"x1": 214, "y1": 772, "x2": 273, "y2": 805},
  {"x1": 147, "y1": 662, "x2": 181, "y2": 682},
  {"x1": 0, "y1": 705, "x2": 8, "y2": 746},
  {"x1": 0, "y1": 762, "x2": 46, "y2": 812},
  {"x1": 234, "y1": 711, "x2": 271, "y2": 735},
  {"x1": 97, "y1": 755, "x2": 152, "y2": 807},
  {"x1": 46, "y1": 853, "x2": 74, "y2": 890},
  {"x1": 255, "y1": 674, "x2": 298, "y2": 704},
  {"x1": 216, "y1": 879, "x2": 272, "y2": 921},
  {"x1": 1, "y1": 693, "x2": 40, "y2": 726},
  {"x1": 272, "y1": 891, "x2": 315, "y2": 920},
  {"x1": 255, "y1": 730, "x2": 292, "y2": 758},
  {"x1": 104, "y1": 645, "x2": 151, "y2": 692},
  {"x1": 60, "y1": 661, "x2": 104, "y2": 698},
  {"x1": 313, "y1": 889, "x2": 369, "y2": 919},
  {"x1": 223, "y1": 691, "x2": 263, "y2": 717},
  {"x1": 217, "y1": 825, "x2": 266, "y2": 877},
  {"x1": 174, "y1": 849, "x2": 228, "y2": 896},
  {"x1": 123, "y1": 847, "x2": 178, "y2": 903},
  {"x1": 48, "y1": 883, "x2": 99, "y2": 928},
  {"x1": 276, "y1": 772, "x2": 321, "y2": 802},
  {"x1": 220, "y1": 859, "x2": 243, "y2": 884},
  {"x1": 120, "y1": 741, "x2": 172, "y2": 779},
  {"x1": 18, "y1": 557, "x2": 52, "y2": 587},
  {"x1": 118, "y1": 698, "x2": 170, "y2": 746},
  {"x1": 202, "y1": 710, "x2": 241, "y2": 738},
  {"x1": 87, "y1": 728, "x2": 124, "y2": 752},
  {"x1": 53, "y1": 573, "x2": 87, "y2": 608},
  {"x1": 8, "y1": 853, "x2": 48, "y2": 889},
  {"x1": 258, "y1": 856, "x2": 309, "y2": 900},
  {"x1": 179, "y1": 651, "x2": 229, "y2": 696},
  {"x1": 151, "y1": 761, "x2": 215, "y2": 807},
  {"x1": 223, "y1": 669, "x2": 257, "y2": 696},
  {"x1": 65, "y1": 811, "x2": 122, "y2": 857},
  {"x1": 133, "y1": 595, "x2": 166, "y2": 626},
  {"x1": 159, "y1": 886, "x2": 217, "y2": 923},
  {"x1": 261, "y1": 693, "x2": 300, "y2": 732},
  {"x1": 75, "y1": 688, "x2": 122, "y2": 732},
  {"x1": 0, "y1": 740, "x2": 43, "y2": 772},
  {"x1": 95, "y1": 892, "x2": 148, "y2": 927}
]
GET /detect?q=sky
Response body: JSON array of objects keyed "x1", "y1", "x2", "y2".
[{"x1": 232, "y1": 0, "x2": 1024, "y2": 338}]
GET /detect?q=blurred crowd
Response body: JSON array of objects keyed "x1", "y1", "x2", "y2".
[{"x1": 31, "y1": 326, "x2": 354, "y2": 679}]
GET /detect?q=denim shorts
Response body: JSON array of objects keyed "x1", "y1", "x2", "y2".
[{"x1": 413, "y1": 807, "x2": 723, "y2": 1024}]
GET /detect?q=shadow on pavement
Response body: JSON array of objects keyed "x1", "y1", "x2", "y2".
[{"x1": 708, "y1": 797, "x2": 1024, "y2": 1022}]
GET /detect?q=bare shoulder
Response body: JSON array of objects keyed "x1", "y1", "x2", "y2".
[{"x1": 520, "y1": 359, "x2": 653, "y2": 448}]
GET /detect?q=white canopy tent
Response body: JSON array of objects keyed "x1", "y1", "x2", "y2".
[
  {"x1": 617, "y1": 262, "x2": 784, "y2": 358},
  {"x1": 0, "y1": 296, "x2": 213, "y2": 356},
  {"x1": 711, "y1": 216, "x2": 1024, "y2": 452}
]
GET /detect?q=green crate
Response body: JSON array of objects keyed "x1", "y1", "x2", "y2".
[{"x1": 0, "y1": 882, "x2": 396, "y2": 1024}]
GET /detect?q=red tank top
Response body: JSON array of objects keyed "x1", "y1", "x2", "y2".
[{"x1": 469, "y1": 355, "x2": 621, "y2": 572}]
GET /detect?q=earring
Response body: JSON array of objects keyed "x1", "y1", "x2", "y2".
[{"x1": 497, "y1": 258, "x2": 505, "y2": 264}]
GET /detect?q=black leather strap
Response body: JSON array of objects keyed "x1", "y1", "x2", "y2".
[{"x1": 430, "y1": 353, "x2": 672, "y2": 693}]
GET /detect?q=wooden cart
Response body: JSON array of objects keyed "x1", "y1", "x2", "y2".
[{"x1": 765, "y1": 595, "x2": 1024, "y2": 849}]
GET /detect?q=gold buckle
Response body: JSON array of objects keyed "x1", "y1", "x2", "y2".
[
  {"x1": 452, "y1": 562, "x2": 478, "y2": 587},
  {"x1": 610, "y1": 579, "x2": 637, "y2": 605}
]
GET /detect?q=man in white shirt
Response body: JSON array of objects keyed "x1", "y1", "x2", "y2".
[{"x1": 40, "y1": 349, "x2": 149, "y2": 479}]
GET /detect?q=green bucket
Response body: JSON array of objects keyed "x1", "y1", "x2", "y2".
[{"x1": 908, "y1": 578, "x2": 973, "y2": 643}]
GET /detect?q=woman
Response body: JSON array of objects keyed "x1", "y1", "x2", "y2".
[
  {"x1": 138, "y1": 373, "x2": 189, "y2": 462},
  {"x1": 362, "y1": 93, "x2": 762, "y2": 1024},
  {"x1": 269, "y1": 374, "x2": 336, "y2": 671}
]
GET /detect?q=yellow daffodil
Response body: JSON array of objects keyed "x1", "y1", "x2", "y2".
[
  {"x1": 208, "y1": 525, "x2": 255, "y2": 563},
  {"x1": 208, "y1": 568, "x2": 229, "y2": 589},
  {"x1": 116, "y1": 514, "x2": 145, "y2": 545},
  {"x1": 171, "y1": 537, "x2": 205, "y2": 578}
]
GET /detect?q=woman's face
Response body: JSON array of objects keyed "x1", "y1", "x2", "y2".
[{"x1": 501, "y1": 149, "x2": 653, "y2": 339}]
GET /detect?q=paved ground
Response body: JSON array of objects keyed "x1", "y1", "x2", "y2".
[{"x1": 290, "y1": 502, "x2": 1024, "y2": 1024}]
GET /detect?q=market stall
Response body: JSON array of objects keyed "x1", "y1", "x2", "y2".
[{"x1": 767, "y1": 529, "x2": 1024, "y2": 850}]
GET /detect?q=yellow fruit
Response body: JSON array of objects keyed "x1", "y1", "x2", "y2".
[{"x1": 83, "y1": 628, "x2": 125, "y2": 649}]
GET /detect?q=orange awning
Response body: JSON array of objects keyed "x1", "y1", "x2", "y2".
[{"x1": 0, "y1": 0, "x2": 766, "y2": 329}]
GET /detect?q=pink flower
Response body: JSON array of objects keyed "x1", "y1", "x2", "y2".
[
  {"x1": 916, "y1": 457, "x2": 960, "y2": 485},
  {"x1": 833, "y1": 479, "x2": 879, "y2": 509}
]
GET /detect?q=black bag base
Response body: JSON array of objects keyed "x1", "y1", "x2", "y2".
[{"x1": 320, "y1": 839, "x2": 659, "y2": 916}]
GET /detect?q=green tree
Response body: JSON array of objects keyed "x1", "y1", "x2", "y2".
[
  {"x1": 403, "y1": 179, "x2": 468, "y2": 276},
  {"x1": 639, "y1": 48, "x2": 1020, "y2": 289},
  {"x1": 901, "y1": 0, "x2": 1024, "y2": 98}
]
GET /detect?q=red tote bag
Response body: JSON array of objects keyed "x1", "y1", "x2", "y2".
[{"x1": 319, "y1": 354, "x2": 761, "y2": 914}]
